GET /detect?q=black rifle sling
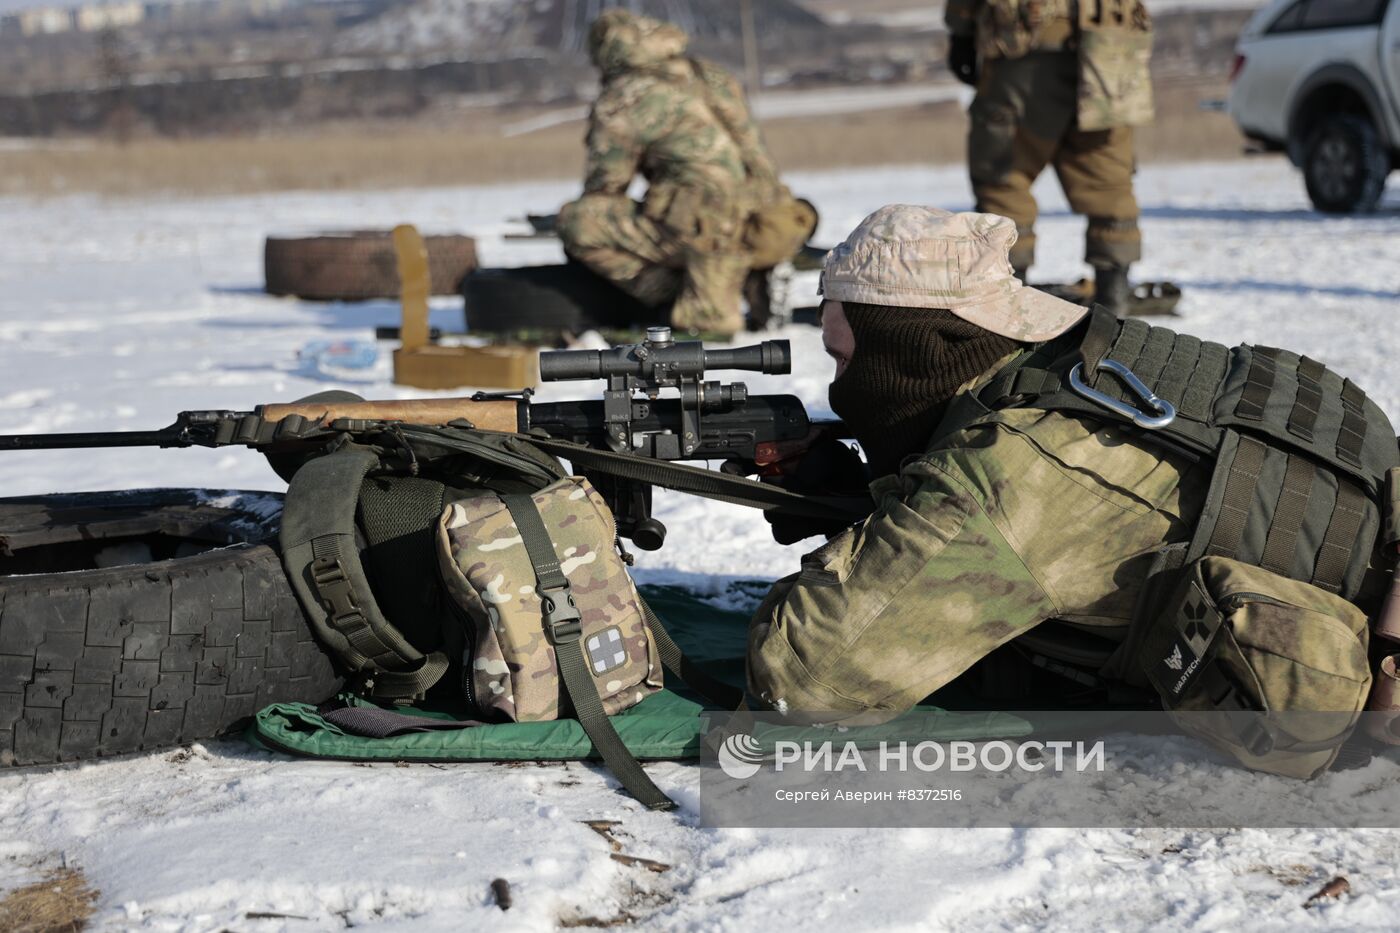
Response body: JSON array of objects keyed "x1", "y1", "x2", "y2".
[
  {"x1": 521, "y1": 434, "x2": 871, "y2": 523},
  {"x1": 501, "y1": 492, "x2": 676, "y2": 811}
]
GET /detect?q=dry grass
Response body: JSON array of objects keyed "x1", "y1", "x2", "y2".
[
  {"x1": 0, "y1": 121, "x2": 592, "y2": 199},
  {"x1": 1, "y1": 78, "x2": 1241, "y2": 199},
  {"x1": 0, "y1": 868, "x2": 99, "y2": 933},
  {"x1": 770, "y1": 78, "x2": 1241, "y2": 171}
]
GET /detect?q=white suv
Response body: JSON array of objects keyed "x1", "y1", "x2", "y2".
[{"x1": 1228, "y1": 0, "x2": 1400, "y2": 212}]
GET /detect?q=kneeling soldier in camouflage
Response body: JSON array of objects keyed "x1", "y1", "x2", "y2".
[
  {"x1": 558, "y1": 10, "x2": 813, "y2": 336},
  {"x1": 748, "y1": 206, "x2": 1398, "y2": 778}
]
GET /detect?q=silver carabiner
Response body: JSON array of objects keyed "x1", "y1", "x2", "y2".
[{"x1": 1067, "y1": 359, "x2": 1177, "y2": 430}]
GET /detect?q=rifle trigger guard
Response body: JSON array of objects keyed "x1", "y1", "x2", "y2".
[{"x1": 1068, "y1": 359, "x2": 1177, "y2": 430}]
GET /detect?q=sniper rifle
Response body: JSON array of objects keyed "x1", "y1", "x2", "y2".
[{"x1": 0, "y1": 328, "x2": 870, "y2": 549}]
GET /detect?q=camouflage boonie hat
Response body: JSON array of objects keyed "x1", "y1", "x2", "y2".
[{"x1": 820, "y1": 205, "x2": 1088, "y2": 342}]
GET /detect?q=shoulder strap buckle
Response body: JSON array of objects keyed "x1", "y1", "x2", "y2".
[
  {"x1": 310, "y1": 556, "x2": 360, "y2": 617},
  {"x1": 1068, "y1": 359, "x2": 1177, "y2": 430}
]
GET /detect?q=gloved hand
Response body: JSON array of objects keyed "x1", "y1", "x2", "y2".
[
  {"x1": 761, "y1": 435, "x2": 872, "y2": 545},
  {"x1": 948, "y1": 34, "x2": 979, "y2": 87}
]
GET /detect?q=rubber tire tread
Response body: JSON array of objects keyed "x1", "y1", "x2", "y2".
[
  {"x1": 1302, "y1": 114, "x2": 1389, "y2": 215},
  {"x1": 1, "y1": 542, "x2": 343, "y2": 767},
  {"x1": 265, "y1": 232, "x2": 478, "y2": 301},
  {"x1": 463, "y1": 264, "x2": 665, "y2": 333}
]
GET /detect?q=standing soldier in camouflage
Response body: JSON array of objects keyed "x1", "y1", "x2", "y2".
[
  {"x1": 557, "y1": 9, "x2": 815, "y2": 336},
  {"x1": 945, "y1": 0, "x2": 1154, "y2": 314}
]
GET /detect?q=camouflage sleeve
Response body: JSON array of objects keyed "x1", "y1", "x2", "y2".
[
  {"x1": 693, "y1": 59, "x2": 779, "y2": 192},
  {"x1": 746, "y1": 467, "x2": 1055, "y2": 716},
  {"x1": 944, "y1": 0, "x2": 982, "y2": 37},
  {"x1": 581, "y1": 97, "x2": 644, "y2": 197}
]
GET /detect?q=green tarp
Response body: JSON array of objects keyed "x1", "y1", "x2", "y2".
[{"x1": 248, "y1": 584, "x2": 1039, "y2": 762}]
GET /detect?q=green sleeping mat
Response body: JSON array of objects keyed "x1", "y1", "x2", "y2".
[{"x1": 248, "y1": 584, "x2": 1042, "y2": 762}]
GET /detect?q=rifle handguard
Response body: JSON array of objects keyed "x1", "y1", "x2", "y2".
[{"x1": 257, "y1": 397, "x2": 526, "y2": 432}]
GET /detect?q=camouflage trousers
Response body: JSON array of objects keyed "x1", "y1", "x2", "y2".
[
  {"x1": 968, "y1": 50, "x2": 1142, "y2": 273},
  {"x1": 557, "y1": 192, "x2": 750, "y2": 335}
]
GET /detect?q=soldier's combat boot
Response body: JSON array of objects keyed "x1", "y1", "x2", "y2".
[{"x1": 1093, "y1": 264, "x2": 1131, "y2": 316}]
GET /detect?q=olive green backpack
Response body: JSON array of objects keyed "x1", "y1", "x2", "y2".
[{"x1": 273, "y1": 415, "x2": 752, "y2": 810}]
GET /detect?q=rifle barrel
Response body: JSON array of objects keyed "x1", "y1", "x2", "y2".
[{"x1": 0, "y1": 430, "x2": 185, "y2": 451}]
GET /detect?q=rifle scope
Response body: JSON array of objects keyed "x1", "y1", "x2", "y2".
[{"x1": 540, "y1": 334, "x2": 791, "y2": 383}]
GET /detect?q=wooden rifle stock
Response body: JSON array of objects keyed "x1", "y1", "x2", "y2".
[{"x1": 256, "y1": 397, "x2": 526, "y2": 433}]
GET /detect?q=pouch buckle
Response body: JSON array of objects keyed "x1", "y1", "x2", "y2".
[
  {"x1": 1068, "y1": 359, "x2": 1177, "y2": 430},
  {"x1": 540, "y1": 584, "x2": 583, "y2": 643}
]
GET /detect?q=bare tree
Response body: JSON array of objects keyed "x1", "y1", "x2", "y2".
[{"x1": 96, "y1": 27, "x2": 137, "y2": 144}]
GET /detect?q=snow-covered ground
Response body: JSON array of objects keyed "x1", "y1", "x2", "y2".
[{"x1": 1, "y1": 159, "x2": 1399, "y2": 929}]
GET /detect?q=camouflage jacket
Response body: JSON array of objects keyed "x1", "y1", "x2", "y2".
[
  {"x1": 747, "y1": 397, "x2": 1206, "y2": 717},
  {"x1": 946, "y1": 0, "x2": 1151, "y2": 61},
  {"x1": 946, "y1": 0, "x2": 1154, "y2": 128},
  {"x1": 583, "y1": 14, "x2": 778, "y2": 216},
  {"x1": 945, "y1": 0, "x2": 1077, "y2": 58}
]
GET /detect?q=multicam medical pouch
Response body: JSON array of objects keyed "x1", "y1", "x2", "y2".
[
  {"x1": 1141, "y1": 556, "x2": 1373, "y2": 779},
  {"x1": 436, "y1": 476, "x2": 663, "y2": 723}
]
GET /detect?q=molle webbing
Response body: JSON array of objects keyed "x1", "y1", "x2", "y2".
[
  {"x1": 1088, "y1": 319, "x2": 1230, "y2": 423},
  {"x1": 970, "y1": 317, "x2": 1228, "y2": 444},
  {"x1": 1198, "y1": 435, "x2": 1364, "y2": 594},
  {"x1": 1216, "y1": 345, "x2": 1389, "y2": 492}
]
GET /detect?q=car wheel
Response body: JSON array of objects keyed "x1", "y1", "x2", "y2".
[
  {"x1": 0, "y1": 489, "x2": 342, "y2": 767},
  {"x1": 1302, "y1": 114, "x2": 1389, "y2": 214}
]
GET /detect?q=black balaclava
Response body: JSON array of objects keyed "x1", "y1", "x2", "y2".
[{"x1": 827, "y1": 302, "x2": 1019, "y2": 478}]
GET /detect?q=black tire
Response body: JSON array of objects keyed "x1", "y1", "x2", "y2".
[
  {"x1": 1302, "y1": 114, "x2": 1389, "y2": 214},
  {"x1": 0, "y1": 489, "x2": 342, "y2": 767},
  {"x1": 265, "y1": 231, "x2": 478, "y2": 301},
  {"x1": 463, "y1": 263, "x2": 665, "y2": 334}
]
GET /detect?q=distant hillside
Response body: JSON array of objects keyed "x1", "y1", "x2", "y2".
[
  {"x1": 0, "y1": 0, "x2": 1252, "y2": 137},
  {"x1": 334, "y1": 0, "x2": 830, "y2": 59}
]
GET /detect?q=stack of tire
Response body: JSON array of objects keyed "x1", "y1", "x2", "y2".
[
  {"x1": 265, "y1": 231, "x2": 478, "y2": 301},
  {"x1": 0, "y1": 489, "x2": 342, "y2": 767}
]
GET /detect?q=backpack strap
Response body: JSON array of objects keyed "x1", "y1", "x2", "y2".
[
  {"x1": 501, "y1": 492, "x2": 676, "y2": 811},
  {"x1": 280, "y1": 444, "x2": 449, "y2": 700},
  {"x1": 639, "y1": 595, "x2": 746, "y2": 709}
]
